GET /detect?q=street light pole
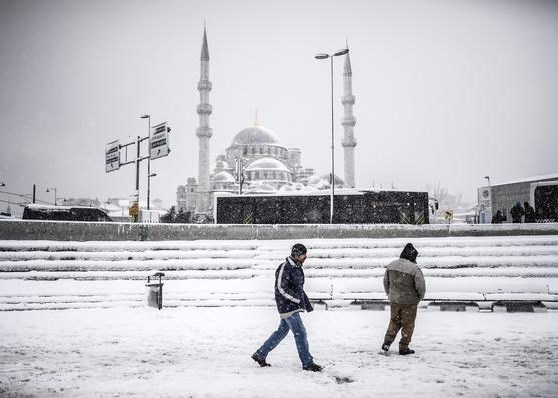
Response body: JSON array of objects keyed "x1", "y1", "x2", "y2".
[
  {"x1": 315, "y1": 48, "x2": 349, "y2": 224},
  {"x1": 141, "y1": 115, "x2": 152, "y2": 210},
  {"x1": 484, "y1": 176, "x2": 491, "y2": 187},
  {"x1": 46, "y1": 187, "x2": 57, "y2": 206}
]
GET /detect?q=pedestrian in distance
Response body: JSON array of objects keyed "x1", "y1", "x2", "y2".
[
  {"x1": 510, "y1": 201, "x2": 525, "y2": 223},
  {"x1": 491, "y1": 210, "x2": 506, "y2": 224},
  {"x1": 251, "y1": 243, "x2": 323, "y2": 372},
  {"x1": 382, "y1": 243, "x2": 426, "y2": 355},
  {"x1": 524, "y1": 201, "x2": 536, "y2": 223}
]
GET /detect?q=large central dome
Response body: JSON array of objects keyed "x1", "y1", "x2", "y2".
[{"x1": 231, "y1": 125, "x2": 281, "y2": 146}]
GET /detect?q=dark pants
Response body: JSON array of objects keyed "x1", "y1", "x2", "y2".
[{"x1": 383, "y1": 303, "x2": 418, "y2": 349}]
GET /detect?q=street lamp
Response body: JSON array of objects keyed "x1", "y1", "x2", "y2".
[
  {"x1": 46, "y1": 187, "x2": 57, "y2": 206},
  {"x1": 141, "y1": 114, "x2": 152, "y2": 210},
  {"x1": 484, "y1": 176, "x2": 491, "y2": 187},
  {"x1": 149, "y1": 172, "x2": 157, "y2": 209},
  {"x1": 315, "y1": 48, "x2": 349, "y2": 224}
]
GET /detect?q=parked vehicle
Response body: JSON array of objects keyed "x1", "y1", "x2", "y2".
[{"x1": 22, "y1": 204, "x2": 113, "y2": 222}]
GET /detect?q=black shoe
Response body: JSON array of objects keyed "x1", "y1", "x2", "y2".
[
  {"x1": 399, "y1": 348, "x2": 415, "y2": 355},
  {"x1": 381, "y1": 343, "x2": 390, "y2": 352},
  {"x1": 303, "y1": 363, "x2": 323, "y2": 372},
  {"x1": 251, "y1": 353, "x2": 271, "y2": 367}
]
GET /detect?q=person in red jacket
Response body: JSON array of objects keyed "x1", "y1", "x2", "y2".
[{"x1": 381, "y1": 243, "x2": 426, "y2": 355}]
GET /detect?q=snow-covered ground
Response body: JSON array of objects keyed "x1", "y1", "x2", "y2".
[
  {"x1": 0, "y1": 306, "x2": 557, "y2": 397},
  {"x1": 1, "y1": 235, "x2": 558, "y2": 396}
]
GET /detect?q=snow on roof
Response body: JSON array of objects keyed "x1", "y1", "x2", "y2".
[
  {"x1": 214, "y1": 187, "x2": 426, "y2": 198},
  {"x1": 492, "y1": 173, "x2": 558, "y2": 187},
  {"x1": 26, "y1": 204, "x2": 104, "y2": 211}
]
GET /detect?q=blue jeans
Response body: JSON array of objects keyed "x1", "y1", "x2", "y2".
[{"x1": 255, "y1": 312, "x2": 314, "y2": 367}]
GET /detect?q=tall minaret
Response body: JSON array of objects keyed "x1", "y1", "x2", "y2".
[
  {"x1": 196, "y1": 26, "x2": 213, "y2": 213},
  {"x1": 341, "y1": 51, "x2": 357, "y2": 188}
]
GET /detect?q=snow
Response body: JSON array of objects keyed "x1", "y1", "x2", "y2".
[
  {"x1": 1, "y1": 235, "x2": 558, "y2": 396},
  {"x1": 0, "y1": 307, "x2": 557, "y2": 397},
  {"x1": 489, "y1": 173, "x2": 558, "y2": 187}
]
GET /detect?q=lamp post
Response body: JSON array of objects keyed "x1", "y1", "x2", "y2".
[
  {"x1": 141, "y1": 115, "x2": 152, "y2": 210},
  {"x1": 315, "y1": 48, "x2": 349, "y2": 224},
  {"x1": 235, "y1": 157, "x2": 245, "y2": 195},
  {"x1": 148, "y1": 172, "x2": 157, "y2": 209},
  {"x1": 46, "y1": 187, "x2": 57, "y2": 206},
  {"x1": 482, "y1": 176, "x2": 492, "y2": 224}
]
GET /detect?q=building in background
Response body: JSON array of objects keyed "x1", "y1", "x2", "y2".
[
  {"x1": 103, "y1": 197, "x2": 165, "y2": 223},
  {"x1": 341, "y1": 51, "x2": 357, "y2": 188},
  {"x1": 478, "y1": 173, "x2": 558, "y2": 223},
  {"x1": 177, "y1": 27, "x2": 355, "y2": 217}
]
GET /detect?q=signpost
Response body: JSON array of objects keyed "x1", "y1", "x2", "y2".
[
  {"x1": 150, "y1": 122, "x2": 171, "y2": 160},
  {"x1": 105, "y1": 140, "x2": 120, "y2": 172},
  {"x1": 105, "y1": 119, "x2": 171, "y2": 222}
]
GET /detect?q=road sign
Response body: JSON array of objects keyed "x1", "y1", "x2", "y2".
[
  {"x1": 150, "y1": 122, "x2": 170, "y2": 160},
  {"x1": 105, "y1": 140, "x2": 120, "y2": 172}
]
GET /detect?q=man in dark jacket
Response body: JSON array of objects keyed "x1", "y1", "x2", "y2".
[
  {"x1": 524, "y1": 202, "x2": 536, "y2": 223},
  {"x1": 381, "y1": 243, "x2": 426, "y2": 355},
  {"x1": 491, "y1": 210, "x2": 506, "y2": 224},
  {"x1": 251, "y1": 243, "x2": 323, "y2": 372},
  {"x1": 510, "y1": 201, "x2": 525, "y2": 223}
]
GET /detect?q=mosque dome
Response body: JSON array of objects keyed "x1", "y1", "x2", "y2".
[
  {"x1": 231, "y1": 125, "x2": 281, "y2": 146},
  {"x1": 212, "y1": 171, "x2": 235, "y2": 183},
  {"x1": 245, "y1": 182, "x2": 277, "y2": 194},
  {"x1": 279, "y1": 184, "x2": 294, "y2": 192},
  {"x1": 245, "y1": 157, "x2": 290, "y2": 172},
  {"x1": 307, "y1": 173, "x2": 347, "y2": 189}
]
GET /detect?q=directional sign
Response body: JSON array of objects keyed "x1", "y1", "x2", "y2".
[
  {"x1": 105, "y1": 140, "x2": 120, "y2": 172},
  {"x1": 150, "y1": 122, "x2": 170, "y2": 160}
]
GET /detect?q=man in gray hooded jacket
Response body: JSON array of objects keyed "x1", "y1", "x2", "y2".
[{"x1": 382, "y1": 243, "x2": 426, "y2": 355}]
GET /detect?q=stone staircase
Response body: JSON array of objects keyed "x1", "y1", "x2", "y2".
[{"x1": 0, "y1": 236, "x2": 557, "y2": 311}]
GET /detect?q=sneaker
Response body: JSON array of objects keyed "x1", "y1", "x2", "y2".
[
  {"x1": 381, "y1": 343, "x2": 390, "y2": 352},
  {"x1": 399, "y1": 348, "x2": 415, "y2": 355},
  {"x1": 303, "y1": 362, "x2": 323, "y2": 372},
  {"x1": 251, "y1": 353, "x2": 271, "y2": 367}
]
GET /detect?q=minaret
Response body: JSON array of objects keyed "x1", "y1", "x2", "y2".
[
  {"x1": 196, "y1": 26, "x2": 213, "y2": 213},
  {"x1": 341, "y1": 51, "x2": 357, "y2": 188}
]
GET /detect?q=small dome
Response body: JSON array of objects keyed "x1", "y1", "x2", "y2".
[
  {"x1": 246, "y1": 183, "x2": 277, "y2": 193},
  {"x1": 245, "y1": 157, "x2": 290, "y2": 172},
  {"x1": 308, "y1": 173, "x2": 346, "y2": 189},
  {"x1": 231, "y1": 125, "x2": 281, "y2": 146},
  {"x1": 279, "y1": 184, "x2": 294, "y2": 192},
  {"x1": 212, "y1": 171, "x2": 235, "y2": 183}
]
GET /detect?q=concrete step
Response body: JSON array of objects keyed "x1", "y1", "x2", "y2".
[{"x1": 0, "y1": 236, "x2": 557, "y2": 311}]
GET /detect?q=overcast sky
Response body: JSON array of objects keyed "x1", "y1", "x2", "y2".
[{"x1": 1, "y1": 0, "x2": 557, "y2": 213}]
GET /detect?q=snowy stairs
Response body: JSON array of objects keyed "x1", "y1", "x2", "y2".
[{"x1": 0, "y1": 236, "x2": 557, "y2": 310}]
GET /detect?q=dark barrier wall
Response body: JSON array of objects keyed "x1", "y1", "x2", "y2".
[{"x1": 1, "y1": 220, "x2": 558, "y2": 241}]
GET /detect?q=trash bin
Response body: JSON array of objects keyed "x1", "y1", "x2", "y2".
[{"x1": 145, "y1": 272, "x2": 165, "y2": 310}]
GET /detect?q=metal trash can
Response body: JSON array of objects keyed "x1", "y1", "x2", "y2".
[{"x1": 145, "y1": 272, "x2": 165, "y2": 310}]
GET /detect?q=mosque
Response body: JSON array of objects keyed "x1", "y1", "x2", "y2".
[{"x1": 176, "y1": 28, "x2": 357, "y2": 217}]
